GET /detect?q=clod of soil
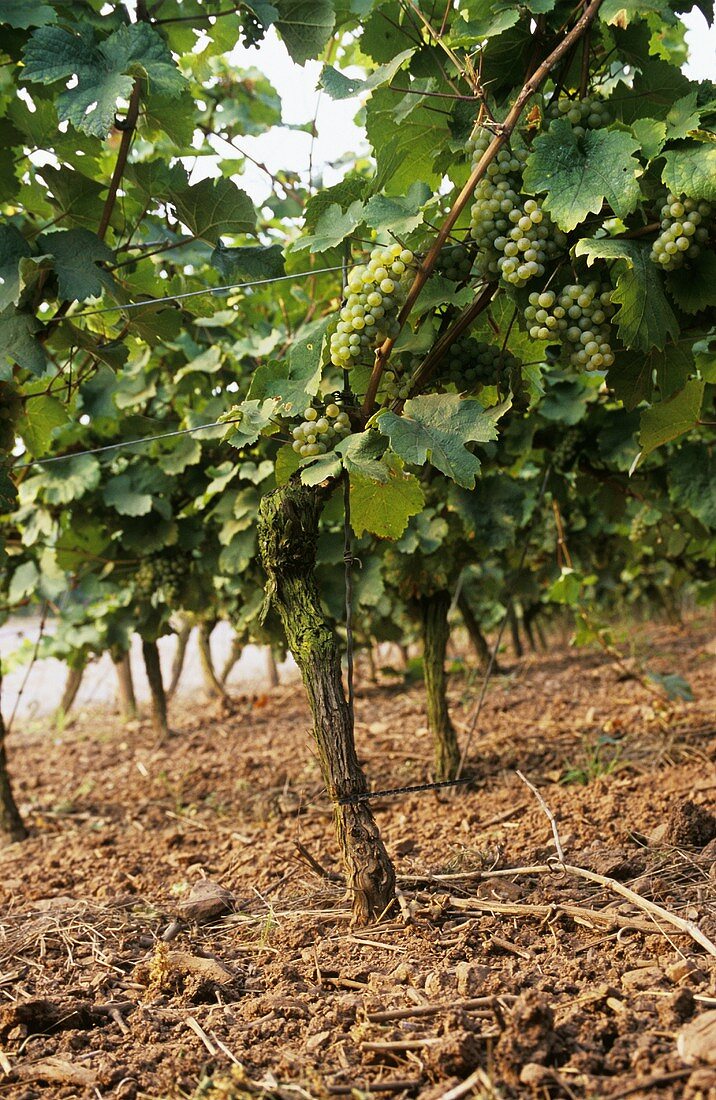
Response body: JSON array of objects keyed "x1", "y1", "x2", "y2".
[{"x1": 664, "y1": 800, "x2": 716, "y2": 848}]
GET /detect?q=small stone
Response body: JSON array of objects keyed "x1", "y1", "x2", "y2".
[
  {"x1": 667, "y1": 959, "x2": 709, "y2": 986},
  {"x1": 177, "y1": 879, "x2": 235, "y2": 924},
  {"x1": 677, "y1": 1010, "x2": 716, "y2": 1065},
  {"x1": 455, "y1": 962, "x2": 490, "y2": 998},
  {"x1": 305, "y1": 1030, "x2": 331, "y2": 1052},
  {"x1": 424, "y1": 970, "x2": 455, "y2": 999},
  {"x1": 621, "y1": 966, "x2": 666, "y2": 991},
  {"x1": 519, "y1": 1063, "x2": 555, "y2": 1087}
]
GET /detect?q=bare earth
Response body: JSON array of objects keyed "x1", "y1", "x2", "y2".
[{"x1": 0, "y1": 619, "x2": 715, "y2": 1100}]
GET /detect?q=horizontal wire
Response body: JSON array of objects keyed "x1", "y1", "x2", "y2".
[
  {"x1": 11, "y1": 417, "x2": 242, "y2": 471},
  {"x1": 72, "y1": 265, "x2": 346, "y2": 318}
]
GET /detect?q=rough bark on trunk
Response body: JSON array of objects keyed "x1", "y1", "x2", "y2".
[
  {"x1": 508, "y1": 604, "x2": 524, "y2": 658},
  {"x1": 457, "y1": 591, "x2": 501, "y2": 674},
  {"x1": 55, "y1": 662, "x2": 85, "y2": 729},
  {"x1": 197, "y1": 620, "x2": 230, "y2": 700},
  {"x1": 220, "y1": 634, "x2": 243, "y2": 685},
  {"x1": 258, "y1": 482, "x2": 395, "y2": 924},
  {"x1": 0, "y1": 669, "x2": 27, "y2": 844},
  {"x1": 114, "y1": 652, "x2": 137, "y2": 721},
  {"x1": 167, "y1": 620, "x2": 191, "y2": 700},
  {"x1": 420, "y1": 591, "x2": 460, "y2": 782},
  {"x1": 142, "y1": 640, "x2": 168, "y2": 741}
]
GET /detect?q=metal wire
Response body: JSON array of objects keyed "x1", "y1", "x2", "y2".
[
  {"x1": 71, "y1": 266, "x2": 347, "y2": 318},
  {"x1": 11, "y1": 417, "x2": 242, "y2": 471}
]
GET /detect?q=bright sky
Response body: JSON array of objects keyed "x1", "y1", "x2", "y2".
[{"x1": 191, "y1": 7, "x2": 716, "y2": 205}]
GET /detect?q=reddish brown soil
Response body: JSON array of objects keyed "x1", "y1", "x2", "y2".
[{"x1": 1, "y1": 620, "x2": 715, "y2": 1100}]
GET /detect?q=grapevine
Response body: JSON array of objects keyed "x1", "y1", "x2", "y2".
[{"x1": 291, "y1": 402, "x2": 352, "y2": 458}]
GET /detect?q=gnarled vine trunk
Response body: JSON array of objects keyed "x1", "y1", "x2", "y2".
[
  {"x1": 55, "y1": 661, "x2": 86, "y2": 729},
  {"x1": 507, "y1": 604, "x2": 524, "y2": 658},
  {"x1": 167, "y1": 619, "x2": 191, "y2": 700},
  {"x1": 197, "y1": 620, "x2": 230, "y2": 701},
  {"x1": 420, "y1": 591, "x2": 460, "y2": 782},
  {"x1": 220, "y1": 634, "x2": 244, "y2": 684},
  {"x1": 258, "y1": 482, "x2": 395, "y2": 924},
  {"x1": 265, "y1": 647, "x2": 279, "y2": 689},
  {"x1": 457, "y1": 590, "x2": 501, "y2": 674},
  {"x1": 0, "y1": 669, "x2": 27, "y2": 844},
  {"x1": 113, "y1": 651, "x2": 137, "y2": 721},
  {"x1": 142, "y1": 639, "x2": 168, "y2": 741}
]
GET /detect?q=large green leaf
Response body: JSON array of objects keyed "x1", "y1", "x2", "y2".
[
  {"x1": 291, "y1": 200, "x2": 365, "y2": 253},
  {"x1": 599, "y1": 0, "x2": 676, "y2": 27},
  {"x1": 35, "y1": 455, "x2": 101, "y2": 504},
  {"x1": 638, "y1": 378, "x2": 705, "y2": 457},
  {"x1": 363, "y1": 181, "x2": 432, "y2": 236},
  {"x1": 248, "y1": 317, "x2": 329, "y2": 413},
  {"x1": 274, "y1": 0, "x2": 335, "y2": 64},
  {"x1": 211, "y1": 242, "x2": 285, "y2": 282},
  {"x1": 669, "y1": 443, "x2": 716, "y2": 529},
  {"x1": 610, "y1": 343, "x2": 694, "y2": 409},
  {"x1": 667, "y1": 252, "x2": 716, "y2": 315},
  {"x1": 17, "y1": 396, "x2": 69, "y2": 457},
  {"x1": 661, "y1": 145, "x2": 716, "y2": 203},
  {"x1": 103, "y1": 472, "x2": 154, "y2": 516},
  {"x1": 523, "y1": 122, "x2": 641, "y2": 232},
  {"x1": 36, "y1": 228, "x2": 115, "y2": 301},
  {"x1": 574, "y1": 238, "x2": 679, "y2": 351},
  {"x1": 365, "y1": 87, "x2": 445, "y2": 194},
  {"x1": 0, "y1": 307, "x2": 47, "y2": 376},
  {"x1": 0, "y1": 1, "x2": 56, "y2": 28},
  {"x1": 171, "y1": 177, "x2": 256, "y2": 243},
  {"x1": 379, "y1": 394, "x2": 509, "y2": 488},
  {"x1": 0, "y1": 224, "x2": 31, "y2": 312},
  {"x1": 319, "y1": 47, "x2": 414, "y2": 99},
  {"x1": 349, "y1": 457, "x2": 424, "y2": 539},
  {"x1": 222, "y1": 398, "x2": 281, "y2": 449},
  {"x1": 22, "y1": 23, "x2": 185, "y2": 137}
]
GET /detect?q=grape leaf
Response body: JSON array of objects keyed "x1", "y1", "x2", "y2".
[
  {"x1": 665, "y1": 93, "x2": 702, "y2": 141},
  {"x1": 211, "y1": 242, "x2": 285, "y2": 282},
  {"x1": 0, "y1": 0, "x2": 56, "y2": 27},
  {"x1": 274, "y1": 0, "x2": 335, "y2": 64},
  {"x1": 638, "y1": 378, "x2": 705, "y2": 457},
  {"x1": 449, "y1": 475, "x2": 531, "y2": 552},
  {"x1": 349, "y1": 458, "x2": 425, "y2": 539},
  {"x1": 291, "y1": 200, "x2": 365, "y2": 253},
  {"x1": 8, "y1": 561, "x2": 39, "y2": 603},
  {"x1": 40, "y1": 166, "x2": 113, "y2": 231},
  {"x1": 610, "y1": 343, "x2": 694, "y2": 409},
  {"x1": 667, "y1": 252, "x2": 716, "y2": 315},
  {"x1": 0, "y1": 224, "x2": 31, "y2": 312},
  {"x1": 669, "y1": 443, "x2": 716, "y2": 529},
  {"x1": 661, "y1": 145, "x2": 716, "y2": 202},
  {"x1": 36, "y1": 228, "x2": 114, "y2": 301},
  {"x1": 171, "y1": 178, "x2": 256, "y2": 242},
  {"x1": 379, "y1": 394, "x2": 509, "y2": 488},
  {"x1": 523, "y1": 122, "x2": 641, "y2": 231},
  {"x1": 599, "y1": 0, "x2": 676, "y2": 27},
  {"x1": 574, "y1": 238, "x2": 679, "y2": 351},
  {"x1": 631, "y1": 117, "x2": 666, "y2": 159},
  {"x1": 36, "y1": 455, "x2": 101, "y2": 504},
  {"x1": 22, "y1": 23, "x2": 185, "y2": 137},
  {"x1": 157, "y1": 435, "x2": 202, "y2": 475},
  {"x1": 300, "y1": 452, "x2": 343, "y2": 485},
  {"x1": 336, "y1": 431, "x2": 388, "y2": 481},
  {"x1": 318, "y1": 48, "x2": 414, "y2": 99},
  {"x1": 608, "y1": 59, "x2": 691, "y2": 123},
  {"x1": 222, "y1": 398, "x2": 281, "y2": 449},
  {"x1": 363, "y1": 182, "x2": 431, "y2": 236},
  {"x1": 17, "y1": 396, "x2": 69, "y2": 456},
  {"x1": 103, "y1": 472, "x2": 154, "y2": 517},
  {"x1": 452, "y1": 2, "x2": 521, "y2": 43},
  {"x1": 366, "y1": 88, "x2": 445, "y2": 194},
  {"x1": 248, "y1": 317, "x2": 329, "y2": 413},
  {"x1": 0, "y1": 307, "x2": 47, "y2": 375}
]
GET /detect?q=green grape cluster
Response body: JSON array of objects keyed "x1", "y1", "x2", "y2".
[
  {"x1": 291, "y1": 402, "x2": 351, "y2": 457},
  {"x1": 437, "y1": 243, "x2": 473, "y2": 282},
  {"x1": 546, "y1": 94, "x2": 610, "y2": 136},
  {"x1": 135, "y1": 556, "x2": 187, "y2": 605},
  {"x1": 524, "y1": 282, "x2": 615, "y2": 371},
  {"x1": 650, "y1": 194, "x2": 712, "y2": 271},
  {"x1": 553, "y1": 428, "x2": 581, "y2": 472},
  {"x1": 443, "y1": 336, "x2": 518, "y2": 391},
  {"x1": 629, "y1": 507, "x2": 650, "y2": 543},
  {"x1": 329, "y1": 244, "x2": 415, "y2": 371},
  {"x1": 468, "y1": 129, "x2": 567, "y2": 288},
  {"x1": 382, "y1": 359, "x2": 413, "y2": 402}
]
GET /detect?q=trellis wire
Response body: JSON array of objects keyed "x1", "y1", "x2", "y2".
[
  {"x1": 72, "y1": 266, "x2": 346, "y2": 318},
  {"x1": 11, "y1": 417, "x2": 242, "y2": 471}
]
